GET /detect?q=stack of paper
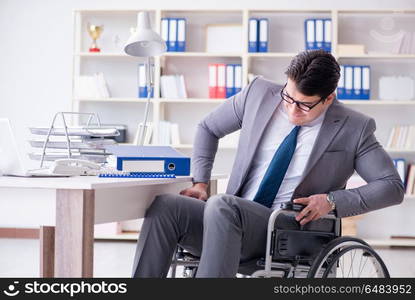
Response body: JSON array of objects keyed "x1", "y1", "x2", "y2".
[
  {"x1": 386, "y1": 125, "x2": 415, "y2": 150},
  {"x1": 74, "y1": 72, "x2": 110, "y2": 98},
  {"x1": 155, "y1": 121, "x2": 181, "y2": 145},
  {"x1": 160, "y1": 75, "x2": 187, "y2": 99}
]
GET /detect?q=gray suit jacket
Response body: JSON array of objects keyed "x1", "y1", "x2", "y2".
[{"x1": 192, "y1": 77, "x2": 404, "y2": 218}]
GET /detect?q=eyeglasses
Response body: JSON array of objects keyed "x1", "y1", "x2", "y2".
[{"x1": 280, "y1": 83, "x2": 326, "y2": 112}]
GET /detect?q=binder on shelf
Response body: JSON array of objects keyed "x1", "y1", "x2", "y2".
[
  {"x1": 226, "y1": 64, "x2": 235, "y2": 98},
  {"x1": 208, "y1": 64, "x2": 217, "y2": 98},
  {"x1": 258, "y1": 18, "x2": 269, "y2": 52},
  {"x1": 177, "y1": 18, "x2": 186, "y2": 52},
  {"x1": 305, "y1": 19, "x2": 315, "y2": 50},
  {"x1": 234, "y1": 64, "x2": 242, "y2": 94},
  {"x1": 168, "y1": 18, "x2": 178, "y2": 52},
  {"x1": 393, "y1": 158, "x2": 406, "y2": 185},
  {"x1": 406, "y1": 164, "x2": 415, "y2": 195},
  {"x1": 323, "y1": 19, "x2": 332, "y2": 52},
  {"x1": 138, "y1": 64, "x2": 147, "y2": 98},
  {"x1": 105, "y1": 145, "x2": 191, "y2": 176},
  {"x1": 344, "y1": 65, "x2": 353, "y2": 99},
  {"x1": 217, "y1": 64, "x2": 226, "y2": 98},
  {"x1": 315, "y1": 19, "x2": 324, "y2": 50},
  {"x1": 248, "y1": 18, "x2": 258, "y2": 52},
  {"x1": 362, "y1": 66, "x2": 370, "y2": 100},
  {"x1": 353, "y1": 66, "x2": 362, "y2": 100},
  {"x1": 161, "y1": 18, "x2": 169, "y2": 51},
  {"x1": 337, "y1": 65, "x2": 345, "y2": 99}
]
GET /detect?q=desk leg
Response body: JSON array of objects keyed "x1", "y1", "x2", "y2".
[
  {"x1": 40, "y1": 226, "x2": 55, "y2": 277},
  {"x1": 208, "y1": 179, "x2": 218, "y2": 197},
  {"x1": 55, "y1": 189, "x2": 95, "y2": 277}
]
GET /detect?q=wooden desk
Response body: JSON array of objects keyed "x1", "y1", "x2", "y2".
[{"x1": 0, "y1": 175, "x2": 225, "y2": 277}]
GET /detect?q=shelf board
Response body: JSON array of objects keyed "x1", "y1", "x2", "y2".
[
  {"x1": 159, "y1": 98, "x2": 226, "y2": 103},
  {"x1": 385, "y1": 149, "x2": 415, "y2": 153},
  {"x1": 338, "y1": 54, "x2": 415, "y2": 59},
  {"x1": 163, "y1": 52, "x2": 243, "y2": 58},
  {"x1": 340, "y1": 100, "x2": 415, "y2": 105},
  {"x1": 248, "y1": 52, "x2": 297, "y2": 58},
  {"x1": 76, "y1": 52, "x2": 133, "y2": 58},
  {"x1": 365, "y1": 238, "x2": 415, "y2": 248},
  {"x1": 75, "y1": 98, "x2": 415, "y2": 105},
  {"x1": 75, "y1": 98, "x2": 151, "y2": 103}
]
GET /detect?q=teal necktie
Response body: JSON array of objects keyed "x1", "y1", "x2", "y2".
[{"x1": 253, "y1": 126, "x2": 301, "y2": 208}]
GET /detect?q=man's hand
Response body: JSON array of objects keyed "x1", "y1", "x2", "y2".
[
  {"x1": 180, "y1": 183, "x2": 208, "y2": 201},
  {"x1": 293, "y1": 194, "x2": 332, "y2": 225}
]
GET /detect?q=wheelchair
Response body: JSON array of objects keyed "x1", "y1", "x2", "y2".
[{"x1": 170, "y1": 202, "x2": 389, "y2": 278}]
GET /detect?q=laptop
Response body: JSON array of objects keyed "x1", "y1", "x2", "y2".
[{"x1": 0, "y1": 118, "x2": 68, "y2": 177}]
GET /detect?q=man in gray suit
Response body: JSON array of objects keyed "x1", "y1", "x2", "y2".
[{"x1": 132, "y1": 50, "x2": 404, "y2": 278}]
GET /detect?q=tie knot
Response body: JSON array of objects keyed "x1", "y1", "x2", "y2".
[{"x1": 292, "y1": 125, "x2": 301, "y2": 135}]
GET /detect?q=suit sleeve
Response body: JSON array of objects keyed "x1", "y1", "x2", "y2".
[
  {"x1": 191, "y1": 77, "x2": 259, "y2": 184},
  {"x1": 331, "y1": 118, "x2": 405, "y2": 218}
]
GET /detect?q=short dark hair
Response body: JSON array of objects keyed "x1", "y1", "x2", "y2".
[{"x1": 285, "y1": 50, "x2": 340, "y2": 99}]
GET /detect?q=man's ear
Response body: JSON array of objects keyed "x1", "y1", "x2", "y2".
[{"x1": 325, "y1": 92, "x2": 336, "y2": 105}]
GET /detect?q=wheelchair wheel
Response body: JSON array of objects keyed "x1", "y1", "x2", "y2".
[{"x1": 308, "y1": 236, "x2": 389, "y2": 278}]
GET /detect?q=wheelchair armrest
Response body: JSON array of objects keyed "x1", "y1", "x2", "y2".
[
  {"x1": 279, "y1": 201, "x2": 336, "y2": 216},
  {"x1": 279, "y1": 202, "x2": 306, "y2": 212}
]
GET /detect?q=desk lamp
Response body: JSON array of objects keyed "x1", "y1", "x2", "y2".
[{"x1": 124, "y1": 11, "x2": 167, "y2": 145}]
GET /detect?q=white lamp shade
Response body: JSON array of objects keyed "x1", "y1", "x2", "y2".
[{"x1": 124, "y1": 12, "x2": 167, "y2": 57}]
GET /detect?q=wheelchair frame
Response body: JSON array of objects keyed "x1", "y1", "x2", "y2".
[{"x1": 170, "y1": 204, "x2": 389, "y2": 278}]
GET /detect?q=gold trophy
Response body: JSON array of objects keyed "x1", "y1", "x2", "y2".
[{"x1": 87, "y1": 23, "x2": 103, "y2": 52}]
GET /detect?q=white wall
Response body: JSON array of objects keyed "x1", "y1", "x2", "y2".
[{"x1": 1, "y1": 0, "x2": 414, "y2": 168}]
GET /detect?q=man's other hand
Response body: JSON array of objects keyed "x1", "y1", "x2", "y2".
[
  {"x1": 293, "y1": 194, "x2": 332, "y2": 225},
  {"x1": 180, "y1": 183, "x2": 208, "y2": 201}
]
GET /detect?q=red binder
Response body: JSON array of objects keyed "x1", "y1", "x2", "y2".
[
  {"x1": 216, "y1": 63, "x2": 226, "y2": 98},
  {"x1": 208, "y1": 64, "x2": 217, "y2": 98}
]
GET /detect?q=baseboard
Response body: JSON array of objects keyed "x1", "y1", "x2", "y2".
[{"x1": 0, "y1": 228, "x2": 39, "y2": 239}]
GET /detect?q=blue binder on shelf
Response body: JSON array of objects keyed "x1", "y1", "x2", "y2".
[
  {"x1": 168, "y1": 18, "x2": 178, "y2": 52},
  {"x1": 344, "y1": 65, "x2": 354, "y2": 99},
  {"x1": 177, "y1": 18, "x2": 186, "y2": 52},
  {"x1": 234, "y1": 64, "x2": 242, "y2": 94},
  {"x1": 361, "y1": 65, "x2": 370, "y2": 100},
  {"x1": 248, "y1": 18, "x2": 258, "y2": 52},
  {"x1": 305, "y1": 19, "x2": 315, "y2": 50},
  {"x1": 226, "y1": 64, "x2": 235, "y2": 98},
  {"x1": 353, "y1": 65, "x2": 362, "y2": 100},
  {"x1": 138, "y1": 64, "x2": 147, "y2": 98},
  {"x1": 105, "y1": 145, "x2": 191, "y2": 176},
  {"x1": 393, "y1": 158, "x2": 406, "y2": 185},
  {"x1": 323, "y1": 19, "x2": 332, "y2": 52},
  {"x1": 315, "y1": 19, "x2": 324, "y2": 50},
  {"x1": 337, "y1": 65, "x2": 345, "y2": 99},
  {"x1": 161, "y1": 18, "x2": 169, "y2": 51},
  {"x1": 138, "y1": 64, "x2": 154, "y2": 98},
  {"x1": 258, "y1": 18, "x2": 269, "y2": 52}
]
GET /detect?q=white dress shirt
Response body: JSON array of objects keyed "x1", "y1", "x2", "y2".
[{"x1": 240, "y1": 101, "x2": 326, "y2": 210}]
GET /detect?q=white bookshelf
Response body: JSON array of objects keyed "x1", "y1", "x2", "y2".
[{"x1": 73, "y1": 8, "x2": 415, "y2": 244}]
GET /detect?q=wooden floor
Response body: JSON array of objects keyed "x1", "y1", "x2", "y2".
[{"x1": 0, "y1": 238, "x2": 414, "y2": 277}]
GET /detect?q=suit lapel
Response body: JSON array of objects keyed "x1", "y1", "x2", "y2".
[{"x1": 298, "y1": 100, "x2": 348, "y2": 184}]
